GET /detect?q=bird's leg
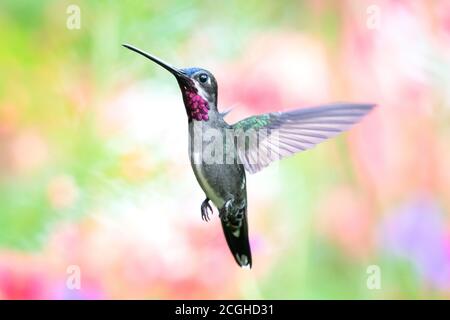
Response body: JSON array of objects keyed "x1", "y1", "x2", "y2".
[
  {"x1": 201, "y1": 198, "x2": 213, "y2": 222},
  {"x1": 219, "y1": 199, "x2": 233, "y2": 222}
]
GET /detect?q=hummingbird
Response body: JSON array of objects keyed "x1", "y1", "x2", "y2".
[{"x1": 123, "y1": 44, "x2": 375, "y2": 268}]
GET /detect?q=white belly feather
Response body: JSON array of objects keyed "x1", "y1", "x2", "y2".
[{"x1": 191, "y1": 151, "x2": 225, "y2": 208}]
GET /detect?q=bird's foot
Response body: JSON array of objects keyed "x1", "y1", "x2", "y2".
[{"x1": 201, "y1": 198, "x2": 213, "y2": 222}]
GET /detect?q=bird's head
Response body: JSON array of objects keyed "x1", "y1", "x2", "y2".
[{"x1": 123, "y1": 44, "x2": 217, "y2": 121}]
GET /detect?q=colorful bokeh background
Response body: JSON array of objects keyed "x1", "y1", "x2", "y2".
[{"x1": 1, "y1": 0, "x2": 450, "y2": 299}]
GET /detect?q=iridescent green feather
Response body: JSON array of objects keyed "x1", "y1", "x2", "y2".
[{"x1": 232, "y1": 114, "x2": 275, "y2": 131}]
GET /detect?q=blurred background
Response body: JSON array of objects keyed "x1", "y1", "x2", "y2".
[{"x1": 0, "y1": 0, "x2": 450, "y2": 299}]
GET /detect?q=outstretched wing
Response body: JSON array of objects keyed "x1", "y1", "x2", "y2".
[{"x1": 232, "y1": 103, "x2": 375, "y2": 174}]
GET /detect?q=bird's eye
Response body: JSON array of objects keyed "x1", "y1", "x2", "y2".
[{"x1": 199, "y1": 73, "x2": 209, "y2": 83}]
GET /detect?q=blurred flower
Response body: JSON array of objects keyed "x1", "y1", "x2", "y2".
[
  {"x1": 0, "y1": 103, "x2": 19, "y2": 137},
  {"x1": 380, "y1": 196, "x2": 450, "y2": 290},
  {"x1": 0, "y1": 268, "x2": 49, "y2": 299},
  {"x1": 0, "y1": 253, "x2": 57, "y2": 299},
  {"x1": 56, "y1": 280, "x2": 105, "y2": 300},
  {"x1": 6, "y1": 130, "x2": 48, "y2": 175},
  {"x1": 47, "y1": 175, "x2": 79, "y2": 210},
  {"x1": 43, "y1": 203, "x2": 243, "y2": 299},
  {"x1": 119, "y1": 148, "x2": 155, "y2": 182},
  {"x1": 315, "y1": 187, "x2": 374, "y2": 260},
  {"x1": 219, "y1": 32, "x2": 330, "y2": 123}
]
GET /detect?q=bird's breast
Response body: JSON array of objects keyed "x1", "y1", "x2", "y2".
[
  {"x1": 191, "y1": 161, "x2": 226, "y2": 208},
  {"x1": 188, "y1": 122, "x2": 246, "y2": 209}
]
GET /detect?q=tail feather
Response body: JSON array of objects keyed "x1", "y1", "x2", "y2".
[{"x1": 220, "y1": 209, "x2": 252, "y2": 268}]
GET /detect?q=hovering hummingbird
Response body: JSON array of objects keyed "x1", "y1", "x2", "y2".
[{"x1": 123, "y1": 44, "x2": 375, "y2": 268}]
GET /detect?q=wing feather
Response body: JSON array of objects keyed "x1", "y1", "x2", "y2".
[{"x1": 232, "y1": 103, "x2": 375, "y2": 174}]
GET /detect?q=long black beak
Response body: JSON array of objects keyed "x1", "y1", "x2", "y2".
[{"x1": 122, "y1": 44, "x2": 190, "y2": 83}]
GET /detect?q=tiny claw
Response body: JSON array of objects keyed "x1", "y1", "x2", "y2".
[{"x1": 201, "y1": 199, "x2": 214, "y2": 222}]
